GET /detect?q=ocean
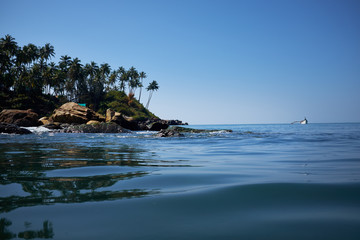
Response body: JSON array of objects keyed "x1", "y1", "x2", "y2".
[{"x1": 1, "y1": 123, "x2": 360, "y2": 239}]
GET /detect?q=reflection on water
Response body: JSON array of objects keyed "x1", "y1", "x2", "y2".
[
  {"x1": 2, "y1": 124, "x2": 360, "y2": 239},
  {"x1": 0, "y1": 218, "x2": 54, "y2": 239},
  {"x1": 0, "y1": 139, "x2": 165, "y2": 213}
]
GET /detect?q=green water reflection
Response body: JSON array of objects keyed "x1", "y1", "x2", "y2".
[{"x1": 0, "y1": 141, "x2": 161, "y2": 213}]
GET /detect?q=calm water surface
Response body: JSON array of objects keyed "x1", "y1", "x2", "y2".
[{"x1": 1, "y1": 123, "x2": 360, "y2": 239}]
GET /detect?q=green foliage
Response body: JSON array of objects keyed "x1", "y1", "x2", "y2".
[
  {"x1": 99, "y1": 90, "x2": 158, "y2": 121},
  {"x1": 0, "y1": 91, "x2": 63, "y2": 116}
]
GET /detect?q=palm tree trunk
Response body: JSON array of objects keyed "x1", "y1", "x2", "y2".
[
  {"x1": 138, "y1": 84, "x2": 143, "y2": 102},
  {"x1": 146, "y1": 91, "x2": 153, "y2": 109}
]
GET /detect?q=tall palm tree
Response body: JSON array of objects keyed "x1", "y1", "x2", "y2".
[
  {"x1": 145, "y1": 80, "x2": 159, "y2": 109},
  {"x1": 118, "y1": 67, "x2": 127, "y2": 92},
  {"x1": 68, "y1": 58, "x2": 83, "y2": 101},
  {"x1": 58, "y1": 55, "x2": 72, "y2": 96},
  {"x1": 43, "y1": 62, "x2": 57, "y2": 94},
  {"x1": 127, "y1": 66, "x2": 139, "y2": 95},
  {"x1": 40, "y1": 43, "x2": 55, "y2": 63},
  {"x1": 108, "y1": 70, "x2": 118, "y2": 91},
  {"x1": 0, "y1": 34, "x2": 18, "y2": 56},
  {"x1": 24, "y1": 44, "x2": 40, "y2": 65},
  {"x1": 0, "y1": 34, "x2": 18, "y2": 91},
  {"x1": 138, "y1": 71, "x2": 147, "y2": 102}
]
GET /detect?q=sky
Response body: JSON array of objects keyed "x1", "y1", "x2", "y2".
[{"x1": 1, "y1": 0, "x2": 360, "y2": 124}]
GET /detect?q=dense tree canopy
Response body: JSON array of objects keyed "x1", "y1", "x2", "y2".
[{"x1": 0, "y1": 34, "x2": 159, "y2": 111}]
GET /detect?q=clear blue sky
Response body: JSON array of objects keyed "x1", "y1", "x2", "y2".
[{"x1": 1, "y1": 0, "x2": 360, "y2": 124}]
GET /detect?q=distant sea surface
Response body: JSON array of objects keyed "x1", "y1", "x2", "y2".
[{"x1": 1, "y1": 123, "x2": 360, "y2": 239}]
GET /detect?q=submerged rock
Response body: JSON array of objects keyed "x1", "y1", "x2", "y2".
[
  {"x1": 0, "y1": 123, "x2": 32, "y2": 134},
  {"x1": 61, "y1": 122, "x2": 131, "y2": 133},
  {"x1": 168, "y1": 126, "x2": 233, "y2": 133},
  {"x1": 156, "y1": 128, "x2": 184, "y2": 137},
  {"x1": 0, "y1": 109, "x2": 40, "y2": 127},
  {"x1": 156, "y1": 126, "x2": 232, "y2": 137}
]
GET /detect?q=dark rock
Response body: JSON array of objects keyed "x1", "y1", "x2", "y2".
[
  {"x1": 167, "y1": 126, "x2": 233, "y2": 133},
  {"x1": 0, "y1": 109, "x2": 40, "y2": 127},
  {"x1": 50, "y1": 102, "x2": 105, "y2": 124},
  {"x1": 164, "y1": 119, "x2": 187, "y2": 125},
  {"x1": 43, "y1": 123, "x2": 62, "y2": 130},
  {"x1": 147, "y1": 121, "x2": 169, "y2": 131},
  {"x1": 61, "y1": 122, "x2": 131, "y2": 133},
  {"x1": 156, "y1": 128, "x2": 184, "y2": 137},
  {"x1": 0, "y1": 123, "x2": 32, "y2": 134}
]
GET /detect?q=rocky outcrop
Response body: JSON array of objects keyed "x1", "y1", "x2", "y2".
[
  {"x1": 156, "y1": 126, "x2": 233, "y2": 137},
  {"x1": 156, "y1": 128, "x2": 184, "y2": 137},
  {"x1": 0, "y1": 109, "x2": 40, "y2": 127},
  {"x1": 0, "y1": 123, "x2": 32, "y2": 134},
  {"x1": 61, "y1": 122, "x2": 130, "y2": 133},
  {"x1": 50, "y1": 102, "x2": 105, "y2": 124},
  {"x1": 105, "y1": 109, "x2": 140, "y2": 131},
  {"x1": 163, "y1": 119, "x2": 188, "y2": 125}
]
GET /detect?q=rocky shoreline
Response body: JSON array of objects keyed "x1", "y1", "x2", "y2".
[
  {"x1": 0, "y1": 102, "x2": 188, "y2": 136},
  {"x1": 0, "y1": 102, "x2": 233, "y2": 137}
]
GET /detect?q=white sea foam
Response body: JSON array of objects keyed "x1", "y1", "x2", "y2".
[{"x1": 24, "y1": 126, "x2": 51, "y2": 134}]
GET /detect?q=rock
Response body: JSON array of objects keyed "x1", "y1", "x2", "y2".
[
  {"x1": 147, "y1": 121, "x2": 169, "y2": 131},
  {"x1": 87, "y1": 120, "x2": 100, "y2": 125},
  {"x1": 61, "y1": 122, "x2": 131, "y2": 133},
  {"x1": 168, "y1": 126, "x2": 233, "y2": 133},
  {"x1": 38, "y1": 116, "x2": 51, "y2": 125},
  {"x1": 105, "y1": 108, "x2": 140, "y2": 130},
  {"x1": 43, "y1": 123, "x2": 62, "y2": 130},
  {"x1": 0, "y1": 123, "x2": 32, "y2": 134},
  {"x1": 156, "y1": 128, "x2": 184, "y2": 137},
  {"x1": 0, "y1": 109, "x2": 40, "y2": 127},
  {"x1": 164, "y1": 119, "x2": 187, "y2": 125},
  {"x1": 50, "y1": 102, "x2": 105, "y2": 124}
]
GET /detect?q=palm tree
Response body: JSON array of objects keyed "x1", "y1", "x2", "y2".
[
  {"x1": 58, "y1": 55, "x2": 72, "y2": 96},
  {"x1": 127, "y1": 66, "x2": 139, "y2": 95},
  {"x1": 68, "y1": 58, "x2": 83, "y2": 101},
  {"x1": 0, "y1": 34, "x2": 18, "y2": 56},
  {"x1": 145, "y1": 80, "x2": 159, "y2": 109},
  {"x1": 0, "y1": 34, "x2": 18, "y2": 91},
  {"x1": 118, "y1": 67, "x2": 127, "y2": 92},
  {"x1": 24, "y1": 43, "x2": 40, "y2": 66},
  {"x1": 138, "y1": 71, "x2": 147, "y2": 102},
  {"x1": 43, "y1": 62, "x2": 57, "y2": 94},
  {"x1": 40, "y1": 43, "x2": 55, "y2": 63},
  {"x1": 100, "y1": 63, "x2": 111, "y2": 90}
]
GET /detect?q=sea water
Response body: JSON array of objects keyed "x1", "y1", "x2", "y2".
[{"x1": 1, "y1": 123, "x2": 360, "y2": 239}]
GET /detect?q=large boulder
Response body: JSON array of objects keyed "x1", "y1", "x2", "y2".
[
  {"x1": 105, "y1": 109, "x2": 140, "y2": 130},
  {"x1": 0, "y1": 109, "x2": 40, "y2": 127},
  {"x1": 0, "y1": 123, "x2": 32, "y2": 134},
  {"x1": 50, "y1": 102, "x2": 105, "y2": 124}
]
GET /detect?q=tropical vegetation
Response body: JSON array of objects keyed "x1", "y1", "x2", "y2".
[{"x1": 0, "y1": 34, "x2": 160, "y2": 119}]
